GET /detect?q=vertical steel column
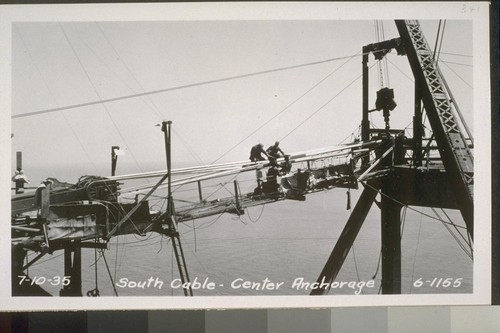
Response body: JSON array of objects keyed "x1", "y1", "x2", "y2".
[
  {"x1": 16, "y1": 152, "x2": 22, "y2": 171},
  {"x1": 163, "y1": 121, "x2": 173, "y2": 214},
  {"x1": 15, "y1": 152, "x2": 24, "y2": 194},
  {"x1": 161, "y1": 121, "x2": 193, "y2": 296},
  {"x1": 380, "y1": 181, "x2": 402, "y2": 294},
  {"x1": 60, "y1": 242, "x2": 82, "y2": 296},
  {"x1": 361, "y1": 48, "x2": 370, "y2": 142},
  {"x1": 361, "y1": 49, "x2": 370, "y2": 168},
  {"x1": 111, "y1": 146, "x2": 119, "y2": 176},
  {"x1": 413, "y1": 80, "x2": 423, "y2": 166},
  {"x1": 377, "y1": 137, "x2": 402, "y2": 294}
]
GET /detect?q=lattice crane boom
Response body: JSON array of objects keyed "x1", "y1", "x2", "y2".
[{"x1": 395, "y1": 20, "x2": 474, "y2": 239}]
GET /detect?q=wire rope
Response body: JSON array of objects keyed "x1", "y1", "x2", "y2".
[
  {"x1": 59, "y1": 24, "x2": 146, "y2": 176},
  {"x1": 279, "y1": 62, "x2": 377, "y2": 142},
  {"x1": 13, "y1": 26, "x2": 99, "y2": 174},
  {"x1": 409, "y1": 212, "x2": 423, "y2": 294},
  {"x1": 211, "y1": 50, "x2": 363, "y2": 164},
  {"x1": 361, "y1": 181, "x2": 467, "y2": 229},
  {"x1": 12, "y1": 53, "x2": 365, "y2": 120}
]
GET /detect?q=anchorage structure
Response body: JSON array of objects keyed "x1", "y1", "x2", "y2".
[
  {"x1": 311, "y1": 20, "x2": 473, "y2": 295},
  {"x1": 11, "y1": 20, "x2": 473, "y2": 297}
]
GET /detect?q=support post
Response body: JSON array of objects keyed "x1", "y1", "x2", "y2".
[
  {"x1": 16, "y1": 152, "x2": 22, "y2": 171},
  {"x1": 197, "y1": 181, "x2": 203, "y2": 202},
  {"x1": 413, "y1": 80, "x2": 423, "y2": 166},
  {"x1": 234, "y1": 180, "x2": 241, "y2": 213},
  {"x1": 361, "y1": 49, "x2": 370, "y2": 167},
  {"x1": 361, "y1": 49, "x2": 370, "y2": 142},
  {"x1": 161, "y1": 121, "x2": 193, "y2": 296},
  {"x1": 380, "y1": 181, "x2": 403, "y2": 294},
  {"x1": 60, "y1": 242, "x2": 82, "y2": 296},
  {"x1": 111, "y1": 146, "x2": 119, "y2": 176}
]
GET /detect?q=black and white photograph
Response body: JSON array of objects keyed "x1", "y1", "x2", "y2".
[{"x1": 1, "y1": 2, "x2": 491, "y2": 310}]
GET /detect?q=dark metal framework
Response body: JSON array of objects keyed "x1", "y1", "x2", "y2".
[{"x1": 311, "y1": 20, "x2": 474, "y2": 295}]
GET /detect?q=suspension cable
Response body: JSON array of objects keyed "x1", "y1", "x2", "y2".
[
  {"x1": 279, "y1": 61, "x2": 377, "y2": 142},
  {"x1": 211, "y1": 50, "x2": 363, "y2": 164},
  {"x1": 13, "y1": 26, "x2": 99, "y2": 174},
  {"x1": 13, "y1": 53, "x2": 364, "y2": 120},
  {"x1": 59, "y1": 23, "x2": 146, "y2": 175}
]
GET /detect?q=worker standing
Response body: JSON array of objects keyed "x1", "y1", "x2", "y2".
[
  {"x1": 249, "y1": 143, "x2": 269, "y2": 162},
  {"x1": 266, "y1": 141, "x2": 285, "y2": 160}
]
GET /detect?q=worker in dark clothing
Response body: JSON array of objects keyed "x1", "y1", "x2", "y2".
[
  {"x1": 263, "y1": 160, "x2": 280, "y2": 194},
  {"x1": 266, "y1": 141, "x2": 285, "y2": 160},
  {"x1": 280, "y1": 155, "x2": 292, "y2": 175},
  {"x1": 249, "y1": 143, "x2": 269, "y2": 162}
]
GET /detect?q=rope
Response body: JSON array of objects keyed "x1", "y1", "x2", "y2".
[
  {"x1": 13, "y1": 53, "x2": 364, "y2": 120},
  {"x1": 439, "y1": 59, "x2": 472, "y2": 67},
  {"x1": 173, "y1": 129, "x2": 205, "y2": 165},
  {"x1": 371, "y1": 249, "x2": 382, "y2": 280},
  {"x1": 439, "y1": 60, "x2": 473, "y2": 89},
  {"x1": 13, "y1": 26, "x2": 99, "y2": 174},
  {"x1": 432, "y1": 20, "x2": 443, "y2": 61},
  {"x1": 87, "y1": 238, "x2": 100, "y2": 297},
  {"x1": 279, "y1": 61, "x2": 377, "y2": 142},
  {"x1": 95, "y1": 22, "x2": 165, "y2": 121},
  {"x1": 436, "y1": 20, "x2": 446, "y2": 64},
  {"x1": 439, "y1": 51, "x2": 472, "y2": 58},
  {"x1": 360, "y1": 181, "x2": 467, "y2": 229},
  {"x1": 409, "y1": 212, "x2": 423, "y2": 294},
  {"x1": 386, "y1": 55, "x2": 414, "y2": 83},
  {"x1": 400, "y1": 205, "x2": 408, "y2": 240},
  {"x1": 432, "y1": 208, "x2": 473, "y2": 260},
  {"x1": 211, "y1": 50, "x2": 362, "y2": 164},
  {"x1": 99, "y1": 248, "x2": 119, "y2": 296},
  {"x1": 246, "y1": 204, "x2": 266, "y2": 224},
  {"x1": 59, "y1": 24, "x2": 146, "y2": 175}
]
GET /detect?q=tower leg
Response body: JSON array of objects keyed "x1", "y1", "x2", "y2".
[
  {"x1": 60, "y1": 242, "x2": 82, "y2": 297},
  {"x1": 380, "y1": 185, "x2": 402, "y2": 294}
]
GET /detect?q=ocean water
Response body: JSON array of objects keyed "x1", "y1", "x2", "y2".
[{"x1": 23, "y1": 186, "x2": 473, "y2": 297}]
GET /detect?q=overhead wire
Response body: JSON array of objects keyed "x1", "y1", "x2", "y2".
[
  {"x1": 58, "y1": 23, "x2": 147, "y2": 176},
  {"x1": 172, "y1": 129, "x2": 205, "y2": 165},
  {"x1": 360, "y1": 181, "x2": 467, "y2": 229},
  {"x1": 409, "y1": 212, "x2": 423, "y2": 294},
  {"x1": 211, "y1": 50, "x2": 363, "y2": 164},
  {"x1": 13, "y1": 26, "x2": 99, "y2": 174},
  {"x1": 432, "y1": 20, "x2": 443, "y2": 61},
  {"x1": 12, "y1": 53, "x2": 364, "y2": 120},
  {"x1": 386, "y1": 54, "x2": 414, "y2": 83},
  {"x1": 279, "y1": 61, "x2": 378, "y2": 142},
  {"x1": 439, "y1": 60, "x2": 473, "y2": 89},
  {"x1": 434, "y1": 208, "x2": 473, "y2": 259},
  {"x1": 95, "y1": 22, "x2": 165, "y2": 121},
  {"x1": 436, "y1": 20, "x2": 446, "y2": 64},
  {"x1": 439, "y1": 51, "x2": 472, "y2": 58},
  {"x1": 439, "y1": 59, "x2": 473, "y2": 67}
]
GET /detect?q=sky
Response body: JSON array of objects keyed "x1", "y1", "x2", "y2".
[{"x1": 9, "y1": 15, "x2": 474, "y2": 187}]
